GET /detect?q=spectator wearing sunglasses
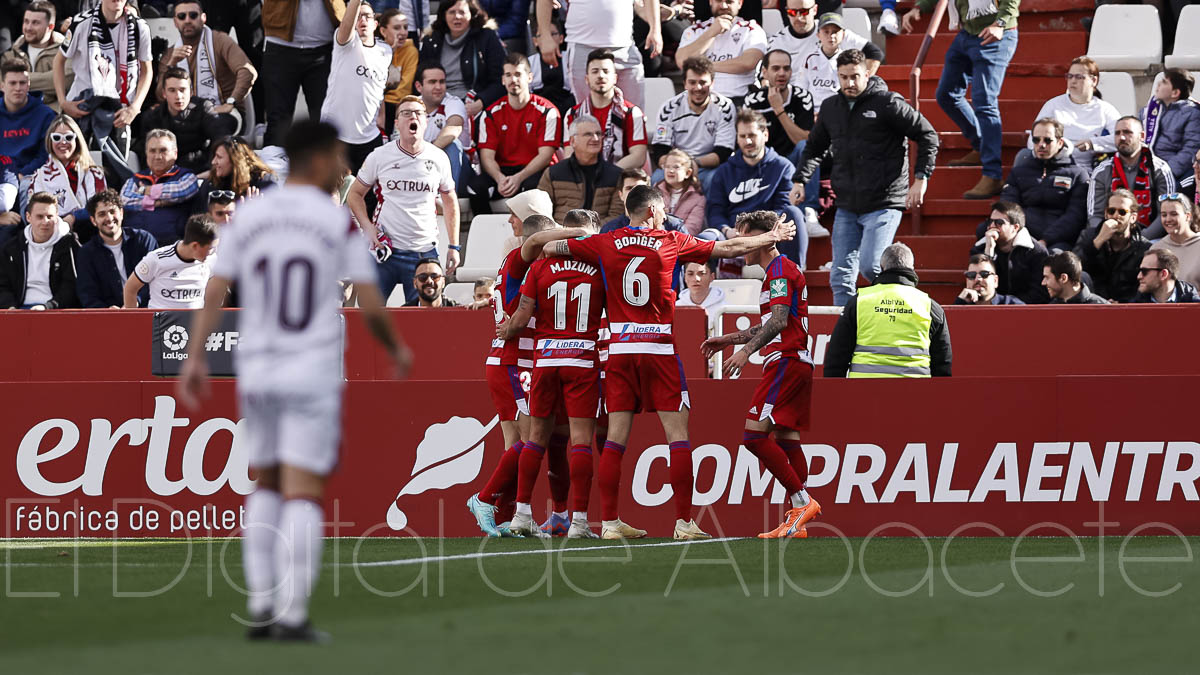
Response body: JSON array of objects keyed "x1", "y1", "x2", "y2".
[
  {"x1": 138, "y1": 67, "x2": 238, "y2": 174},
  {"x1": 1077, "y1": 188, "x2": 1152, "y2": 303},
  {"x1": 403, "y1": 257, "x2": 458, "y2": 307},
  {"x1": 1086, "y1": 116, "x2": 1175, "y2": 240},
  {"x1": 1151, "y1": 193, "x2": 1200, "y2": 287},
  {"x1": 157, "y1": 1, "x2": 257, "y2": 114},
  {"x1": 977, "y1": 118, "x2": 1088, "y2": 252},
  {"x1": 1131, "y1": 249, "x2": 1199, "y2": 304},
  {"x1": 955, "y1": 254, "x2": 1024, "y2": 305},
  {"x1": 206, "y1": 190, "x2": 236, "y2": 224},
  {"x1": 970, "y1": 201, "x2": 1050, "y2": 304},
  {"x1": 27, "y1": 114, "x2": 107, "y2": 239}
]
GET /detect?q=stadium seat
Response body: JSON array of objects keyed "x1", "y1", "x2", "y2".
[
  {"x1": 443, "y1": 282, "x2": 477, "y2": 307},
  {"x1": 435, "y1": 215, "x2": 450, "y2": 254},
  {"x1": 644, "y1": 77, "x2": 676, "y2": 119},
  {"x1": 712, "y1": 279, "x2": 762, "y2": 308},
  {"x1": 742, "y1": 264, "x2": 765, "y2": 280},
  {"x1": 1097, "y1": 72, "x2": 1138, "y2": 116},
  {"x1": 762, "y1": 9, "x2": 783, "y2": 36},
  {"x1": 1086, "y1": 5, "x2": 1162, "y2": 70},
  {"x1": 146, "y1": 18, "x2": 181, "y2": 45},
  {"x1": 1164, "y1": 5, "x2": 1200, "y2": 69},
  {"x1": 456, "y1": 214, "x2": 512, "y2": 281},
  {"x1": 385, "y1": 285, "x2": 407, "y2": 307},
  {"x1": 844, "y1": 7, "x2": 871, "y2": 40}
]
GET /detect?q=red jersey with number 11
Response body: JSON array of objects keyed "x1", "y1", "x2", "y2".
[
  {"x1": 567, "y1": 227, "x2": 714, "y2": 356},
  {"x1": 521, "y1": 256, "x2": 606, "y2": 367}
]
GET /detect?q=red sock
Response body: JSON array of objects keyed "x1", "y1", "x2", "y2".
[
  {"x1": 668, "y1": 441, "x2": 693, "y2": 522},
  {"x1": 515, "y1": 442, "x2": 545, "y2": 504},
  {"x1": 744, "y1": 431, "x2": 804, "y2": 494},
  {"x1": 478, "y1": 442, "x2": 523, "y2": 505},
  {"x1": 547, "y1": 434, "x2": 570, "y2": 512},
  {"x1": 777, "y1": 438, "x2": 808, "y2": 487},
  {"x1": 569, "y1": 444, "x2": 593, "y2": 513},
  {"x1": 495, "y1": 490, "x2": 515, "y2": 524},
  {"x1": 598, "y1": 441, "x2": 625, "y2": 521}
]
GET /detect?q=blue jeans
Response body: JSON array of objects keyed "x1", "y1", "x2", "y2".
[
  {"x1": 831, "y1": 208, "x2": 902, "y2": 306},
  {"x1": 788, "y1": 141, "x2": 821, "y2": 215},
  {"x1": 935, "y1": 29, "x2": 1018, "y2": 180},
  {"x1": 376, "y1": 246, "x2": 439, "y2": 304}
]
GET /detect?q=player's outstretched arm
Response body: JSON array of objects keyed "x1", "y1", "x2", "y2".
[
  {"x1": 521, "y1": 227, "x2": 587, "y2": 262},
  {"x1": 356, "y1": 281, "x2": 413, "y2": 379},
  {"x1": 709, "y1": 218, "x2": 797, "y2": 259},
  {"x1": 724, "y1": 304, "x2": 790, "y2": 378},
  {"x1": 177, "y1": 276, "x2": 232, "y2": 409},
  {"x1": 498, "y1": 296, "x2": 535, "y2": 340},
  {"x1": 543, "y1": 239, "x2": 573, "y2": 258}
]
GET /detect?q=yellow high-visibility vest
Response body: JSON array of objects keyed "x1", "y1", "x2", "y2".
[{"x1": 848, "y1": 283, "x2": 933, "y2": 378}]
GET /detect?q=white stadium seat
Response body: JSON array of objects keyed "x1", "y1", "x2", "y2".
[
  {"x1": 1097, "y1": 72, "x2": 1137, "y2": 117},
  {"x1": 1165, "y1": 5, "x2": 1200, "y2": 69},
  {"x1": 146, "y1": 18, "x2": 181, "y2": 45},
  {"x1": 443, "y1": 282, "x2": 477, "y2": 307},
  {"x1": 643, "y1": 77, "x2": 676, "y2": 120},
  {"x1": 712, "y1": 279, "x2": 762, "y2": 309},
  {"x1": 843, "y1": 7, "x2": 871, "y2": 40},
  {"x1": 1086, "y1": 5, "x2": 1162, "y2": 70},
  {"x1": 742, "y1": 264, "x2": 765, "y2": 280},
  {"x1": 762, "y1": 9, "x2": 784, "y2": 36},
  {"x1": 456, "y1": 215, "x2": 512, "y2": 281}
]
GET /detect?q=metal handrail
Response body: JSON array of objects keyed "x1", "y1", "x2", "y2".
[{"x1": 907, "y1": 0, "x2": 949, "y2": 236}]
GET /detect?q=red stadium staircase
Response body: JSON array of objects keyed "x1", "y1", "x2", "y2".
[{"x1": 802, "y1": 0, "x2": 1094, "y2": 305}]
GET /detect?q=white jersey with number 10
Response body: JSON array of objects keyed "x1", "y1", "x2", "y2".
[{"x1": 211, "y1": 184, "x2": 377, "y2": 392}]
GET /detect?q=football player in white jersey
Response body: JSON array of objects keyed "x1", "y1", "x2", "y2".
[
  {"x1": 122, "y1": 215, "x2": 216, "y2": 309},
  {"x1": 178, "y1": 120, "x2": 411, "y2": 643}
]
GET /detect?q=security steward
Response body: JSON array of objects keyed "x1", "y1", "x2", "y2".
[{"x1": 824, "y1": 243, "x2": 952, "y2": 377}]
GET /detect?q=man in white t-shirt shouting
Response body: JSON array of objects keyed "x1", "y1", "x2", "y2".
[
  {"x1": 320, "y1": 0, "x2": 392, "y2": 174},
  {"x1": 414, "y1": 63, "x2": 471, "y2": 185},
  {"x1": 122, "y1": 215, "x2": 217, "y2": 309},
  {"x1": 348, "y1": 95, "x2": 461, "y2": 304},
  {"x1": 676, "y1": 0, "x2": 768, "y2": 102}
]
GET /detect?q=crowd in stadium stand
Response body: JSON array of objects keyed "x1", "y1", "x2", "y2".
[{"x1": 0, "y1": 0, "x2": 1198, "y2": 311}]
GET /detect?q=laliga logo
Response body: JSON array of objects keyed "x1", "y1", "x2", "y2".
[
  {"x1": 385, "y1": 415, "x2": 499, "y2": 530},
  {"x1": 164, "y1": 325, "x2": 189, "y2": 351}
]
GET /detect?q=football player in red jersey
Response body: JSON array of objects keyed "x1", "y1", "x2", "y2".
[
  {"x1": 701, "y1": 211, "x2": 820, "y2": 538},
  {"x1": 499, "y1": 210, "x2": 605, "y2": 538},
  {"x1": 547, "y1": 187, "x2": 795, "y2": 540}
]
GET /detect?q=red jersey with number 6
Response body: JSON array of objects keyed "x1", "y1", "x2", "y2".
[
  {"x1": 759, "y1": 254, "x2": 812, "y2": 366},
  {"x1": 566, "y1": 227, "x2": 714, "y2": 356},
  {"x1": 521, "y1": 256, "x2": 606, "y2": 367}
]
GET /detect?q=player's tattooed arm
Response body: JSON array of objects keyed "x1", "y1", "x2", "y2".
[
  {"x1": 521, "y1": 227, "x2": 587, "y2": 262},
  {"x1": 498, "y1": 296, "x2": 535, "y2": 340},
  {"x1": 742, "y1": 304, "x2": 790, "y2": 354},
  {"x1": 708, "y1": 219, "x2": 798, "y2": 259},
  {"x1": 701, "y1": 323, "x2": 759, "y2": 359},
  {"x1": 544, "y1": 239, "x2": 573, "y2": 258}
]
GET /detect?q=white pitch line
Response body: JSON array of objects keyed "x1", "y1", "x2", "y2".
[{"x1": 349, "y1": 537, "x2": 746, "y2": 568}]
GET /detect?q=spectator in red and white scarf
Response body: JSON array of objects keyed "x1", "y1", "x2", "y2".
[{"x1": 1086, "y1": 116, "x2": 1175, "y2": 240}]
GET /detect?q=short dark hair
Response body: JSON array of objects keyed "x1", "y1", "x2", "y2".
[
  {"x1": 990, "y1": 201, "x2": 1026, "y2": 228},
  {"x1": 415, "y1": 62, "x2": 445, "y2": 84},
  {"x1": 26, "y1": 191, "x2": 57, "y2": 213},
  {"x1": 522, "y1": 214, "x2": 556, "y2": 237},
  {"x1": 835, "y1": 49, "x2": 866, "y2": 69},
  {"x1": 415, "y1": 257, "x2": 443, "y2": 271},
  {"x1": 586, "y1": 49, "x2": 615, "y2": 69},
  {"x1": 1044, "y1": 251, "x2": 1082, "y2": 284},
  {"x1": 735, "y1": 210, "x2": 780, "y2": 234},
  {"x1": 681, "y1": 56, "x2": 715, "y2": 79},
  {"x1": 1161, "y1": 68, "x2": 1195, "y2": 100},
  {"x1": 625, "y1": 185, "x2": 663, "y2": 216},
  {"x1": 967, "y1": 253, "x2": 996, "y2": 271},
  {"x1": 1032, "y1": 117, "x2": 1065, "y2": 139},
  {"x1": 1145, "y1": 248, "x2": 1180, "y2": 279},
  {"x1": 1, "y1": 56, "x2": 31, "y2": 79},
  {"x1": 761, "y1": 49, "x2": 791, "y2": 71},
  {"x1": 174, "y1": 0, "x2": 206, "y2": 11},
  {"x1": 283, "y1": 120, "x2": 341, "y2": 172},
  {"x1": 86, "y1": 189, "x2": 123, "y2": 216},
  {"x1": 25, "y1": 1, "x2": 56, "y2": 22},
  {"x1": 207, "y1": 190, "x2": 235, "y2": 206},
  {"x1": 619, "y1": 167, "x2": 649, "y2": 189},
  {"x1": 563, "y1": 209, "x2": 602, "y2": 232},
  {"x1": 162, "y1": 66, "x2": 190, "y2": 83},
  {"x1": 182, "y1": 215, "x2": 217, "y2": 246},
  {"x1": 1116, "y1": 114, "x2": 1143, "y2": 131},
  {"x1": 736, "y1": 108, "x2": 768, "y2": 132},
  {"x1": 504, "y1": 51, "x2": 531, "y2": 71}
]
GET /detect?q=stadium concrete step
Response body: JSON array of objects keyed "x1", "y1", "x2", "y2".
[
  {"x1": 918, "y1": 99, "x2": 1046, "y2": 137},
  {"x1": 881, "y1": 67, "x2": 1067, "y2": 100},
  {"x1": 900, "y1": 199, "x2": 989, "y2": 236},
  {"x1": 922, "y1": 166, "x2": 1017, "y2": 200},
  {"x1": 894, "y1": 0, "x2": 1096, "y2": 34},
  {"x1": 884, "y1": 31, "x2": 1087, "y2": 65},
  {"x1": 804, "y1": 234, "x2": 974, "y2": 270}
]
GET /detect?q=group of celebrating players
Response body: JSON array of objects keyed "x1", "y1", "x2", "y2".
[{"x1": 467, "y1": 187, "x2": 823, "y2": 541}]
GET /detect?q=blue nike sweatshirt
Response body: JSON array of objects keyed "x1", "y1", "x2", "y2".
[
  {"x1": 0, "y1": 91, "x2": 55, "y2": 176},
  {"x1": 705, "y1": 146, "x2": 795, "y2": 232}
]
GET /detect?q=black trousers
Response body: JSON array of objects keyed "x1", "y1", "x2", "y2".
[
  {"x1": 467, "y1": 165, "x2": 544, "y2": 216},
  {"x1": 263, "y1": 42, "x2": 333, "y2": 147}
]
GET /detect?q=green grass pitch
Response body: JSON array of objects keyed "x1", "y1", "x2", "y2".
[{"x1": 1, "y1": 536, "x2": 1196, "y2": 674}]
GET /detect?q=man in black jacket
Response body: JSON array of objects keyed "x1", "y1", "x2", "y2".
[
  {"x1": 1042, "y1": 251, "x2": 1109, "y2": 305},
  {"x1": 970, "y1": 201, "x2": 1050, "y2": 304},
  {"x1": 790, "y1": 49, "x2": 938, "y2": 306},
  {"x1": 138, "y1": 68, "x2": 238, "y2": 174},
  {"x1": 1131, "y1": 249, "x2": 1200, "y2": 303},
  {"x1": 0, "y1": 192, "x2": 79, "y2": 309},
  {"x1": 1076, "y1": 189, "x2": 1152, "y2": 303},
  {"x1": 983, "y1": 118, "x2": 1089, "y2": 252},
  {"x1": 75, "y1": 190, "x2": 157, "y2": 308}
]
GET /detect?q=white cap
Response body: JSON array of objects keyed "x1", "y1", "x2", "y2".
[{"x1": 506, "y1": 189, "x2": 554, "y2": 222}]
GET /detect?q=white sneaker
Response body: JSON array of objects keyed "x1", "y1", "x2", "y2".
[
  {"x1": 508, "y1": 512, "x2": 549, "y2": 538},
  {"x1": 601, "y1": 518, "x2": 648, "y2": 540},
  {"x1": 878, "y1": 8, "x2": 900, "y2": 36},
  {"x1": 805, "y1": 208, "x2": 830, "y2": 238},
  {"x1": 567, "y1": 520, "x2": 599, "y2": 539},
  {"x1": 673, "y1": 519, "x2": 712, "y2": 541}
]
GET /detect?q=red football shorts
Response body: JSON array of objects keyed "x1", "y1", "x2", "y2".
[
  {"x1": 604, "y1": 353, "x2": 689, "y2": 414},
  {"x1": 529, "y1": 365, "x2": 600, "y2": 418},
  {"x1": 486, "y1": 364, "x2": 530, "y2": 421},
  {"x1": 747, "y1": 357, "x2": 813, "y2": 431}
]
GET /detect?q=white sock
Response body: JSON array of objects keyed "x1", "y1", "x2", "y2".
[
  {"x1": 275, "y1": 499, "x2": 324, "y2": 628},
  {"x1": 572, "y1": 511, "x2": 588, "y2": 523},
  {"x1": 553, "y1": 510, "x2": 568, "y2": 520},
  {"x1": 243, "y1": 488, "x2": 281, "y2": 617},
  {"x1": 515, "y1": 502, "x2": 532, "y2": 516},
  {"x1": 790, "y1": 489, "x2": 811, "y2": 508}
]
